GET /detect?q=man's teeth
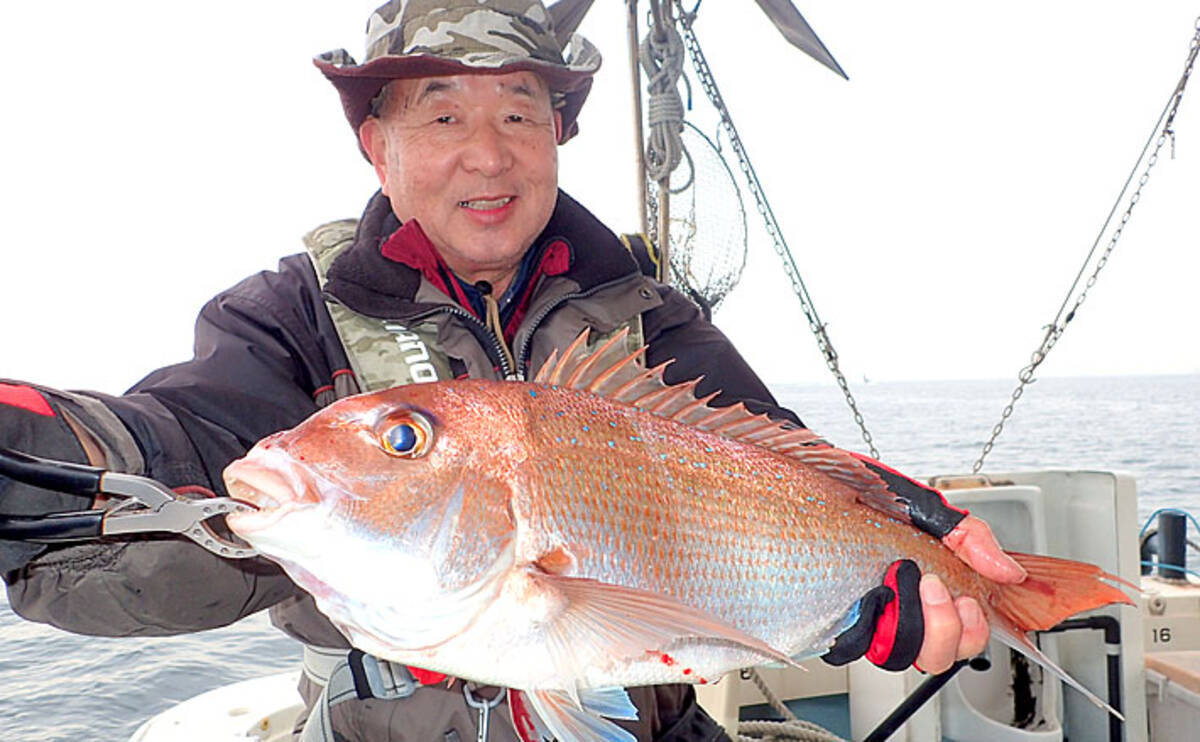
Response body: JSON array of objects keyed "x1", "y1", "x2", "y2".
[{"x1": 459, "y1": 197, "x2": 513, "y2": 209}]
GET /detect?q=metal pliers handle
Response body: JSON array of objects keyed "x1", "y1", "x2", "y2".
[{"x1": 0, "y1": 446, "x2": 257, "y2": 559}]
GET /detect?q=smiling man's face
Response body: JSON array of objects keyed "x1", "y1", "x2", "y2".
[{"x1": 359, "y1": 71, "x2": 563, "y2": 294}]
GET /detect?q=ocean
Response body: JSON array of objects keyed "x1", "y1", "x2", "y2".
[{"x1": 1, "y1": 374, "x2": 1197, "y2": 740}]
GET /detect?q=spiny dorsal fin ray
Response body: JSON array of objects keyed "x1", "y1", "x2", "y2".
[
  {"x1": 532, "y1": 330, "x2": 905, "y2": 524},
  {"x1": 565, "y1": 330, "x2": 636, "y2": 391}
]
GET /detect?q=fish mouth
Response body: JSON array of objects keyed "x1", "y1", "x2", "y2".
[{"x1": 222, "y1": 459, "x2": 311, "y2": 535}]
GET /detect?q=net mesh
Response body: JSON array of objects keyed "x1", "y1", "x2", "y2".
[{"x1": 648, "y1": 122, "x2": 748, "y2": 313}]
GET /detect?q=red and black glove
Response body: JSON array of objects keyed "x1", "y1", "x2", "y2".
[
  {"x1": 0, "y1": 383, "x2": 94, "y2": 573},
  {"x1": 851, "y1": 453, "x2": 967, "y2": 539},
  {"x1": 820, "y1": 457, "x2": 970, "y2": 671},
  {"x1": 823, "y1": 559, "x2": 924, "y2": 671}
]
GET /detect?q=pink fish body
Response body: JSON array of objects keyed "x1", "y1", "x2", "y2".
[{"x1": 224, "y1": 332, "x2": 1131, "y2": 742}]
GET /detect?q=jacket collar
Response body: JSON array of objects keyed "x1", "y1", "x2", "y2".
[{"x1": 324, "y1": 189, "x2": 642, "y2": 320}]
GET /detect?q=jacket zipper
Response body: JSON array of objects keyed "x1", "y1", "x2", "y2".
[
  {"x1": 405, "y1": 304, "x2": 518, "y2": 380},
  {"x1": 512, "y1": 273, "x2": 647, "y2": 377},
  {"x1": 330, "y1": 272, "x2": 645, "y2": 382}
]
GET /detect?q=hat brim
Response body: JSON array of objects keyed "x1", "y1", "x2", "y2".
[{"x1": 314, "y1": 54, "x2": 595, "y2": 146}]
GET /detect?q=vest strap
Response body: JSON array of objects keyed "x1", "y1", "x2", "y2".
[
  {"x1": 619, "y1": 232, "x2": 663, "y2": 282},
  {"x1": 299, "y1": 645, "x2": 419, "y2": 742}
]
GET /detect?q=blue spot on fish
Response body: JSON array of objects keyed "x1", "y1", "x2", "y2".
[
  {"x1": 529, "y1": 389, "x2": 538, "y2": 398},
  {"x1": 607, "y1": 441, "x2": 615, "y2": 448}
]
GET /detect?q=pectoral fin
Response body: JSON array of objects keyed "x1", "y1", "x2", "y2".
[
  {"x1": 525, "y1": 688, "x2": 637, "y2": 742},
  {"x1": 529, "y1": 569, "x2": 798, "y2": 683}
]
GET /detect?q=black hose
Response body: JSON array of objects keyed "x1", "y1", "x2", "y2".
[{"x1": 1044, "y1": 615, "x2": 1123, "y2": 742}]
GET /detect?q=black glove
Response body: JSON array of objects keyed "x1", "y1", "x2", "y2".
[
  {"x1": 823, "y1": 559, "x2": 924, "y2": 671},
  {"x1": 0, "y1": 382, "x2": 94, "y2": 573},
  {"x1": 850, "y1": 452, "x2": 967, "y2": 539}
]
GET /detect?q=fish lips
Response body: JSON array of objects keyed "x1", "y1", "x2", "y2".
[{"x1": 223, "y1": 458, "x2": 318, "y2": 535}]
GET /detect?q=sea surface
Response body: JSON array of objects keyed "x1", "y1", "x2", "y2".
[{"x1": 1, "y1": 374, "x2": 1197, "y2": 740}]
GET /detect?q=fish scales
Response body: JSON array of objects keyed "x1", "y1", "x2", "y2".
[
  {"x1": 517, "y1": 383, "x2": 976, "y2": 661},
  {"x1": 224, "y1": 331, "x2": 1134, "y2": 742}
]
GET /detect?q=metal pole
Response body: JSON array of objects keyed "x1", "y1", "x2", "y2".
[
  {"x1": 862, "y1": 660, "x2": 971, "y2": 742},
  {"x1": 657, "y1": 178, "x2": 670, "y2": 275},
  {"x1": 626, "y1": 0, "x2": 649, "y2": 237}
]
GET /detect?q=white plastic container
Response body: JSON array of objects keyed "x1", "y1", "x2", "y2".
[
  {"x1": 938, "y1": 486, "x2": 1062, "y2": 741},
  {"x1": 1145, "y1": 652, "x2": 1200, "y2": 741}
]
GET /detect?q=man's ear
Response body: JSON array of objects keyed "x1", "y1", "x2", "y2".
[{"x1": 359, "y1": 118, "x2": 390, "y2": 194}]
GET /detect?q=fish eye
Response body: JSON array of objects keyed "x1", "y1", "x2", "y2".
[{"x1": 379, "y1": 413, "x2": 434, "y2": 458}]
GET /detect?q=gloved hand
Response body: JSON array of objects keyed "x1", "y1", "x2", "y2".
[
  {"x1": 823, "y1": 559, "x2": 924, "y2": 670},
  {"x1": 0, "y1": 382, "x2": 94, "y2": 573},
  {"x1": 822, "y1": 457, "x2": 1024, "y2": 673}
]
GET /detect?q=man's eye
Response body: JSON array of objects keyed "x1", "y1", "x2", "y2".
[
  {"x1": 434, "y1": 115, "x2": 454, "y2": 124},
  {"x1": 506, "y1": 114, "x2": 526, "y2": 123}
]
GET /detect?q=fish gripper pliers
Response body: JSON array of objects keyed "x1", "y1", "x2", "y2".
[{"x1": 0, "y1": 446, "x2": 258, "y2": 559}]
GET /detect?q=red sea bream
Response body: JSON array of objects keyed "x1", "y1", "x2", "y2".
[{"x1": 224, "y1": 330, "x2": 1133, "y2": 742}]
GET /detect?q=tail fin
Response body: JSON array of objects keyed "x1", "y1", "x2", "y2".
[{"x1": 986, "y1": 551, "x2": 1136, "y2": 720}]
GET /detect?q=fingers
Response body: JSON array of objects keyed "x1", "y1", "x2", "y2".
[
  {"x1": 955, "y1": 597, "x2": 989, "y2": 659},
  {"x1": 914, "y1": 576, "x2": 990, "y2": 674},
  {"x1": 915, "y1": 574, "x2": 960, "y2": 674},
  {"x1": 942, "y1": 515, "x2": 1027, "y2": 583}
]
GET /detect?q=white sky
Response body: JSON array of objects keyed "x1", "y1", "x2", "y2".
[{"x1": 1, "y1": 2, "x2": 1197, "y2": 395}]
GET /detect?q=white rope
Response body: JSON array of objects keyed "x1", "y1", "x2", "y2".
[
  {"x1": 734, "y1": 669, "x2": 847, "y2": 742},
  {"x1": 639, "y1": 21, "x2": 687, "y2": 183}
]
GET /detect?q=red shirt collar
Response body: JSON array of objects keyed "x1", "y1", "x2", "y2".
[{"x1": 378, "y1": 219, "x2": 572, "y2": 337}]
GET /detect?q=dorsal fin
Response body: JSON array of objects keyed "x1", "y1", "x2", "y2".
[{"x1": 532, "y1": 330, "x2": 911, "y2": 524}]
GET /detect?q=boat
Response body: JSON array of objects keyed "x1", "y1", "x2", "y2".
[{"x1": 5, "y1": 2, "x2": 1197, "y2": 741}]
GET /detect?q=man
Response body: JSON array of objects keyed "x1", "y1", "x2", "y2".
[{"x1": 0, "y1": 1, "x2": 1022, "y2": 740}]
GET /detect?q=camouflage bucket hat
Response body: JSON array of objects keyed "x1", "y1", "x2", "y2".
[{"x1": 315, "y1": 0, "x2": 602, "y2": 145}]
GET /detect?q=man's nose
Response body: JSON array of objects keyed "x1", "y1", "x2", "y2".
[{"x1": 460, "y1": 122, "x2": 514, "y2": 176}]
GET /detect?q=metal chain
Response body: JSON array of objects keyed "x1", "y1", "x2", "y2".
[
  {"x1": 673, "y1": 1, "x2": 879, "y2": 458},
  {"x1": 973, "y1": 17, "x2": 1200, "y2": 474}
]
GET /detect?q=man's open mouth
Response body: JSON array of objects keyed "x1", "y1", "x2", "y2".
[{"x1": 459, "y1": 196, "x2": 514, "y2": 210}]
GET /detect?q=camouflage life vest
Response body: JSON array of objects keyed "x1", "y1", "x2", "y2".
[
  {"x1": 304, "y1": 220, "x2": 655, "y2": 402},
  {"x1": 304, "y1": 220, "x2": 454, "y2": 396}
]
